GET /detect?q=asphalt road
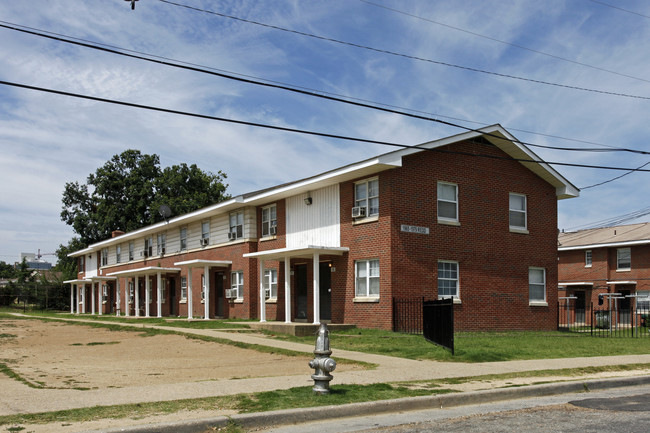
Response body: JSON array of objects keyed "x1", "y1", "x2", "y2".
[{"x1": 259, "y1": 384, "x2": 650, "y2": 433}]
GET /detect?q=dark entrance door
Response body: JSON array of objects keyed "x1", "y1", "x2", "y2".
[
  {"x1": 216, "y1": 272, "x2": 224, "y2": 317},
  {"x1": 619, "y1": 290, "x2": 631, "y2": 325},
  {"x1": 108, "y1": 284, "x2": 115, "y2": 314},
  {"x1": 169, "y1": 279, "x2": 176, "y2": 316},
  {"x1": 319, "y1": 262, "x2": 332, "y2": 321},
  {"x1": 295, "y1": 264, "x2": 308, "y2": 320},
  {"x1": 575, "y1": 291, "x2": 586, "y2": 324}
]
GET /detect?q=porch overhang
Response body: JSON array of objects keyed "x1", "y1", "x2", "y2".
[
  {"x1": 106, "y1": 266, "x2": 181, "y2": 277},
  {"x1": 559, "y1": 282, "x2": 594, "y2": 288},
  {"x1": 89, "y1": 276, "x2": 116, "y2": 282},
  {"x1": 63, "y1": 279, "x2": 92, "y2": 285},
  {"x1": 606, "y1": 281, "x2": 637, "y2": 285},
  {"x1": 173, "y1": 259, "x2": 232, "y2": 268},
  {"x1": 243, "y1": 245, "x2": 350, "y2": 261}
]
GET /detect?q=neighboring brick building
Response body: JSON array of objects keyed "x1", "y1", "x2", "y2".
[
  {"x1": 558, "y1": 223, "x2": 650, "y2": 319},
  {"x1": 65, "y1": 125, "x2": 578, "y2": 331}
]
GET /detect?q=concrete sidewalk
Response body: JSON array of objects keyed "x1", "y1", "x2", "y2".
[{"x1": 3, "y1": 314, "x2": 650, "y2": 417}]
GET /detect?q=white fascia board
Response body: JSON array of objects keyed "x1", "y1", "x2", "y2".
[
  {"x1": 67, "y1": 247, "x2": 93, "y2": 258},
  {"x1": 559, "y1": 239, "x2": 650, "y2": 251}
]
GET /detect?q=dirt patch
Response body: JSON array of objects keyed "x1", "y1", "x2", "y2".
[{"x1": 0, "y1": 319, "x2": 318, "y2": 390}]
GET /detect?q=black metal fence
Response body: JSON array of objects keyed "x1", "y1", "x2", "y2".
[
  {"x1": 0, "y1": 283, "x2": 70, "y2": 311},
  {"x1": 558, "y1": 301, "x2": 650, "y2": 337},
  {"x1": 393, "y1": 297, "x2": 455, "y2": 353}
]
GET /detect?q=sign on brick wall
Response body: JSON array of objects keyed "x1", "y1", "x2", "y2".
[{"x1": 400, "y1": 224, "x2": 430, "y2": 235}]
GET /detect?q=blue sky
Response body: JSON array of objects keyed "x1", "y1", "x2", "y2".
[{"x1": 1, "y1": 0, "x2": 650, "y2": 265}]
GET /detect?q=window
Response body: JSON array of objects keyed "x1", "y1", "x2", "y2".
[
  {"x1": 79, "y1": 256, "x2": 85, "y2": 273},
  {"x1": 262, "y1": 205, "x2": 277, "y2": 237},
  {"x1": 201, "y1": 275, "x2": 206, "y2": 300},
  {"x1": 231, "y1": 271, "x2": 244, "y2": 299},
  {"x1": 101, "y1": 248, "x2": 108, "y2": 267},
  {"x1": 438, "y1": 261, "x2": 459, "y2": 299},
  {"x1": 102, "y1": 284, "x2": 108, "y2": 302},
  {"x1": 617, "y1": 247, "x2": 631, "y2": 270},
  {"x1": 116, "y1": 245, "x2": 122, "y2": 263},
  {"x1": 128, "y1": 281, "x2": 134, "y2": 303},
  {"x1": 509, "y1": 193, "x2": 527, "y2": 231},
  {"x1": 161, "y1": 279, "x2": 166, "y2": 304},
  {"x1": 637, "y1": 290, "x2": 650, "y2": 312},
  {"x1": 180, "y1": 277, "x2": 187, "y2": 300},
  {"x1": 264, "y1": 269, "x2": 278, "y2": 299},
  {"x1": 355, "y1": 178, "x2": 379, "y2": 217},
  {"x1": 128, "y1": 242, "x2": 134, "y2": 261},
  {"x1": 148, "y1": 280, "x2": 153, "y2": 304},
  {"x1": 437, "y1": 182, "x2": 458, "y2": 222},
  {"x1": 529, "y1": 267, "x2": 546, "y2": 303},
  {"x1": 180, "y1": 227, "x2": 187, "y2": 251},
  {"x1": 144, "y1": 236, "x2": 153, "y2": 257},
  {"x1": 585, "y1": 250, "x2": 592, "y2": 267},
  {"x1": 157, "y1": 233, "x2": 166, "y2": 255},
  {"x1": 201, "y1": 221, "x2": 210, "y2": 245},
  {"x1": 355, "y1": 259, "x2": 380, "y2": 297},
  {"x1": 230, "y1": 211, "x2": 244, "y2": 240}
]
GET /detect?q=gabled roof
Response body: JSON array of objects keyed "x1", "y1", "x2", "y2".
[
  {"x1": 558, "y1": 222, "x2": 650, "y2": 251},
  {"x1": 71, "y1": 124, "x2": 578, "y2": 255}
]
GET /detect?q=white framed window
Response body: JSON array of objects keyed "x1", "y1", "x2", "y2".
[
  {"x1": 585, "y1": 250, "x2": 592, "y2": 267},
  {"x1": 128, "y1": 281, "x2": 134, "y2": 303},
  {"x1": 509, "y1": 193, "x2": 527, "y2": 231},
  {"x1": 180, "y1": 227, "x2": 187, "y2": 251},
  {"x1": 355, "y1": 259, "x2": 380, "y2": 298},
  {"x1": 148, "y1": 280, "x2": 153, "y2": 304},
  {"x1": 116, "y1": 245, "x2": 122, "y2": 264},
  {"x1": 201, "y1": 221, "x2": 210, "y2": 245},
  {"x1": 102, "y1": 284, "x2": 108, "y2": 301},
  {"x1": 128, "y1": 242, "x2": 134, "y2": 261},
  {"x1": 201, "y1": 275, "x2": 206, "y2": 300},
  {"x1": 529, "y1": 267, "x2": 546, "y2": 303},
  {"x1": 231, "y1": 271, "x2": 244, "y2": 299},
  {"x1": 437, "y1": 182, "x2": 458, "y2": 222},
  {"x1": 144, "y1": 236, "x2": 153, "y2": 257},
  {"x1": 157, "y1": 233, "x2": 166, "y2": 255},
  {"x1": 101, "y1": 248, "x2": 108, "y2": 267},
  {"x1": 180, "y1": 276, "x2": 187, "y2": 300},
  {"x1": 438, "y1": 261, "x2": 459, "y2": 299},
  {"x1": 264, "y1": 269, "x2": 278, "y2": 299},
  {"x1": 636, "y1": 290, "x2": 650, "y2": 312},
  {"x1": 161, "y1": 279, "x2": 166, "y2": 304},
  {"x1": 355, "y1": 178, "x2": 379, "y2": 217},
  {"x1": 262, "y1": 205, "x2": 277, "y2": 237},
  {"x1": 229, "y1": 211, "x2": 244, "y2": 239},
  {"x1": 617, "y1": 247, "x2": 631, "y2": 271},
  {"x1": 79, "y1": 256, "x2": 85, "y2": 272}
]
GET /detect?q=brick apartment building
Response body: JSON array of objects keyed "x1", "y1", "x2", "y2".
[
  {"x1": 65, "y1": 125, "x2": 578, "y2": 331},
  {"x1": 558, "y1": 223, "x2": 650, "y2": 318}
]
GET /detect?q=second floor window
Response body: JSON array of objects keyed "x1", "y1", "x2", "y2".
[
  {"x1": 509, "y1": 193, "x2": 527, "y2": 231},
  {"x1": 128, "y1": 242, "x2": 134, "y2": 261},
  {"x1": 230, "y1": 211, "x2": 244, "y2": 240},
  {"x1": 617, "y1": 247, "x2": 631, "y2": 270},
  {"x1": 101, "y1": 248, "x2": 108, "y2": 266},
  {"x1": 201, "y1": 221, "x2": 210, "y2": 246},
  {"x1": 116, "y1": 245, "x2": 121, "y2": 263},
  {"x1": 157, "y1": 233, "x2": 166, "y2": 255},
  {"x1": 262, "y1": 205, "x2": 277, "y2": 237},
  {"x1": 585, "y1": 250, "x2": 592, "y2": 267},
  {"x1": 144, "y1": 237, "x2": 153, "y2": 257},
  {"x1": 180, "y1": 227, "x2": 187, "y2": 251},
  {"x1": 437, "y1": 182, "x2": 458, "y2": 222},
  {"x1": 355, "y1": 178, "x2": 379, "y2": 217}
]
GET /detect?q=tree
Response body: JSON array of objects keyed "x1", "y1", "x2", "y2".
[
  {"x1": 0, "y1": 261, "x2": 16, "y2": 279},
  {"x1": 54, "y1": 237, "x2": 87, "y2": 282},
  {"x1": 61, "y1": 150, "x2": 229, "y2": 245}
]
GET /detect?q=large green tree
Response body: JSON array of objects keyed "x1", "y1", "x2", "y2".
[{"x1": 60, "y1": 150, "x2": 229, "y2": 246}]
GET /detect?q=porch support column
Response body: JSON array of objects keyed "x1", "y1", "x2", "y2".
[
  {"x1": 284, "y1": 257, "x2": 291, "y2": 323},
  {"x1": 81, "y1": 285, "x2": 86, "y2": 314},
  {"x1": 76, "y1": 285, "x2": 81, "y2": 314},
  {"x1": 135, "y1": 276, "x2": 140, "y2": 317},
  {"x1": 259, "y1": 260, "x2": 266, "y2": 323},
  {"x1": 313, "y1": 252, "x2": 320, "y2": 324},
  {"x1": 145, "y1": 275, "x2": 150, "y2": 317},
  {"x1": 91, "y1": 282, "x2": 96, "y2": 315},
  {"x1": 98, "y1": 283, "x2": 103, "y2": 315},
  {"x1": 203, "y1": 266, "x2": 210, "y2": 320},
  {"x1": 187, "y1": 268, "x2": 193, "y2": 319},
  {"x1": 157, "y1": 272, "x2": 162, "y2": 318},
  {"x1": 125, "y1": 278, "x2": 130, "y2": 317},
  {"x1": 115, "y1": 279, "x2": 121, "y2": 316},
  {"x1": 70, "y1": 284, "x2": 74, "y2": 314}
]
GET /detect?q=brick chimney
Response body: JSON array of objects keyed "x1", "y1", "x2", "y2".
[{"x1": 111, "y1": 230, "x2": 126, "y2": 238}]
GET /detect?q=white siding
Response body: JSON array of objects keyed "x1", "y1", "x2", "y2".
[
  {"x1": 86, "y1": 252, "x2": 98, "y2": 277},
  {"x1": 286, "y1": 185, "x2": 340, "y2": 248}
]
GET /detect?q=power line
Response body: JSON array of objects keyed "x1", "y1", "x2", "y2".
[
  {"x1": 3, "y1": 78, "x2": 650, "y2": 175},
  {"x1": 156, "y1": 0, "x2": 650, "y2": 101},
  {"x1": 360, "y1": 0, "x2": 650, "y2": 84},
  {"x1": 581, "y1": 159, "x2": 650, "y2": 189},
  {"x1": 587, "y1": 0, "x2": 650, "y2": 20},
  {"x1": 3, "y1": 21, "x2": 650, "y2": 158}
]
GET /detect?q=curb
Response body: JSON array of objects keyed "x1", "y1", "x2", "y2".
[{"x1": 85, "y1": 375, "x2": 650, "y2": 433}]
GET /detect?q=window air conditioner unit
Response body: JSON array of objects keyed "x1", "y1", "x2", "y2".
[
  {"x1": 352, "y1": 206, "x2": 367, "y2": 218},
  {"x1": 200, "y1": 238, "x2": 209, "y2": 246},
  {"x1": 228, "y1": 232, "x2": 237, "y2": 241},
  {"x1": 225, "y1": 289, "x2": 236, "y2": 298},
  {"x1": 160, "y1": 248, "x2": 165, "y2": 256},
  {"x1": 269, "y1": 226, "x2": 277, "y2": 236}
]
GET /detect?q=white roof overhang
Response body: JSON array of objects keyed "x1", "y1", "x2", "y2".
[
  {"x1": 63, "y1": 279, "x2": 92, "y2": 285},
  {"x1": 559, "y1": 239, "x2": 650, "y2": 251},
  {"x1": 173, "y1": 259, "x2": 232, "y2": 268},
  {"x1": 559, "y1": 282, "x2": 594, "y2": 287},
  {"x1": 243, "y1": 246, "x2": 350, "y2": 261},
  {"x1": 106, "y1": 266, "x2": 181, "y2": 278}
]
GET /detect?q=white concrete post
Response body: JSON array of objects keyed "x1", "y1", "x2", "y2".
[
  {"x1": 91, "y1": 282, "x2": 96, "y2": 315},
  {"x1": 145, "y1": 276, "x2": 150, "y2": 317},
  {"x1": 259, "y1": 260, "x2": 266, "y2": 323},
  {"x1": 313, "y1": 253, "x2": 320, "y2": 324},
  {"x1": 125, "y1": 278, "x2": 130, "y2": 317},
  {"x1": 157, "y1": 272, "x2": 162, "y2": 318},
  {"x1": 70, "y1": 285, "x2": 74, "y2": 314},
  {"x1": 98, "y1": 283, "x2": 103, "y2": 316},
  {"x1": 203, "y1": 266, "x2": 210, "y2": 320},
  {"x1": 187, "y1": 268, "x2": 193, "y2": 320},
  {"x1": 77, "y1": 285, "x2": 81, "y2": 314},
  {"x1": 284, "y1": 258, "x2": 291, "y2": 323},
  {"x1": 135, "y1": 276, "x2": 140, "y2": 317},
  {"x1": 81, "y1": 285, "x2": 86, "y2": 314},
  {"x1": 116, "y1": 279, "x2": 121, "y2": 316}
]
